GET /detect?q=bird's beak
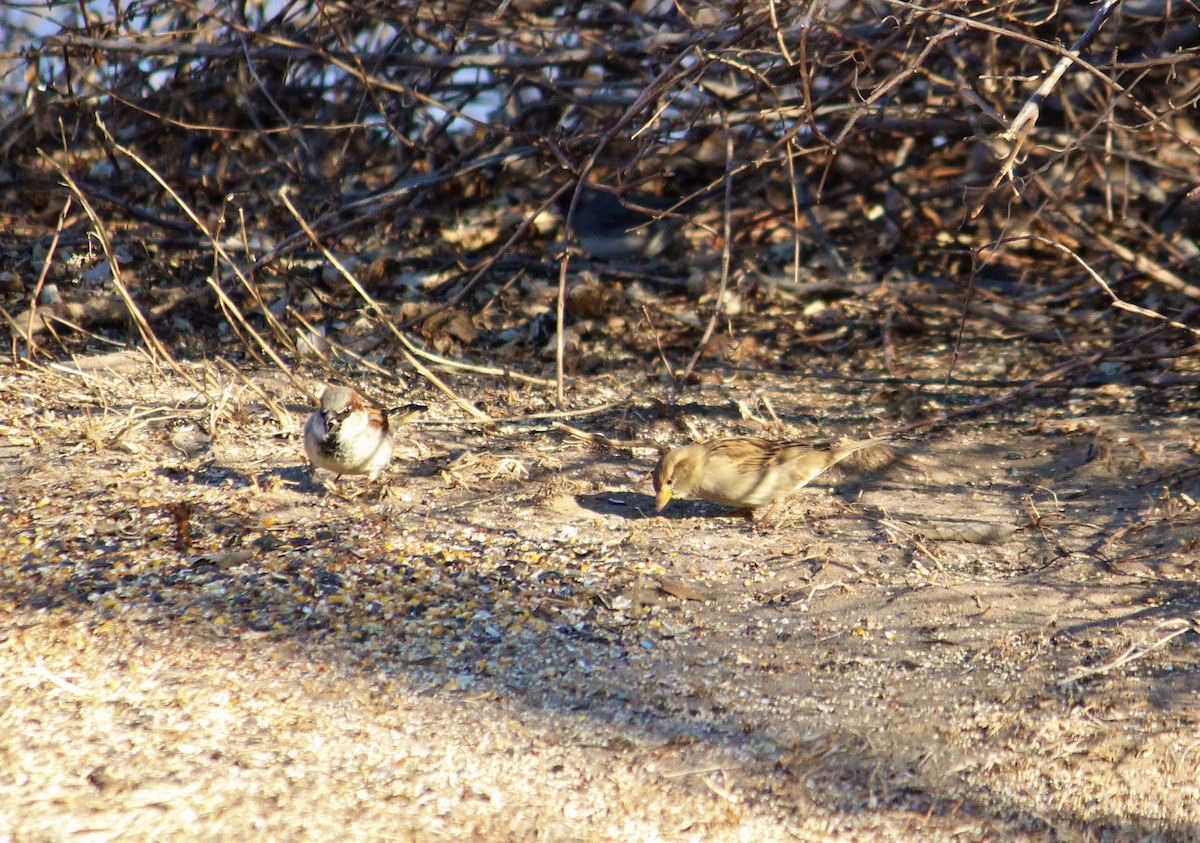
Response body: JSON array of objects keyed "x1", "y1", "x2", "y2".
[{"x1": 655, "y1": 487, "x2": 672, "y2": 512}]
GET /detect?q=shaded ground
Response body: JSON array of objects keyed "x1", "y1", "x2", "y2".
[{"x1": 2, "y1": 346, "x2": 1197, "y2": 842}]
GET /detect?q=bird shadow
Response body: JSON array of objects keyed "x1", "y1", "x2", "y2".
[
  {"x1": 271, "y1": 464, "x2": 324, "y2": 493},
  {"x1": 572, "y1": 492, "x2": 656, "y2": 520},
  {"x1": 572, "y1": 492, "x2": 740, "y2": 522}
]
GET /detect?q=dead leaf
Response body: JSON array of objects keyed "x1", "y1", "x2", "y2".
[{"x1": 656, "y1": 577, "x2": 712, "y2": 602}]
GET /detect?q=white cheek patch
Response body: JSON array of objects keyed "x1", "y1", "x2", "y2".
[{"x1": 336, "y1": 410, "x2": 370, "y2": 438}]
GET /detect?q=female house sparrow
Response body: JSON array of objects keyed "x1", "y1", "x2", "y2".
[
  {"x1": 653, "y1": 436, "x2": 890, "y2": 520},
  {"x1": 303, "y1": 386, "x2": 426, "y2": 480}
]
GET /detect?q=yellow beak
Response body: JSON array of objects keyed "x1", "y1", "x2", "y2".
[{"x1": 655, "y1": 487, "x2": 673, "y2": 512}]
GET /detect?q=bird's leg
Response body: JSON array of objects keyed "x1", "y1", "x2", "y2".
[
  {"x1": 757, "y1": 501, "x2": 781, "y2": 528},
  {"x1": 323, "y1": 474, "x2": 363, "y2": 501}
]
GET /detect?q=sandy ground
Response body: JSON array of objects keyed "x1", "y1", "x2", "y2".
[{"x1": 1, "y1": 350, "x2": 1198, "y2": 842}]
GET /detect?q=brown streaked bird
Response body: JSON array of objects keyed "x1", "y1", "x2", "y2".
[
  {"x1": 303, "y1": 385, "x2": 426, "y2": 481},
  {"x1": 652, "y1": 436, "x2": 890, "y2": 521}
]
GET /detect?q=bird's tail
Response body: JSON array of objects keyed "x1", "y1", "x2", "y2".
[
  {"x1": 387, "y1": 404, "x2": 427, "y2": 423},
  {"x1": 832, "y1": 436, "x2": 891, "y2": 463}
]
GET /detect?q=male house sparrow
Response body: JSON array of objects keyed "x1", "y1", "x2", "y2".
[
  {"x1": 653, "y1": 436, "x2": 890, "y2": 520},
  {"x1": 304, "y1": 385, "x2": 426, "y2": 481}
]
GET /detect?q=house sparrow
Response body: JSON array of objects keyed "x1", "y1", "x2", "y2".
[
  {"x1": 652, "y1": 436, "x2": 890, "y2": 520},
  {"x1": 562, "y1": 186, "x2": 689, "y2": 261},
  {"x1": 303, "y1": 386, "x2": 426, "y2": 481}
]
